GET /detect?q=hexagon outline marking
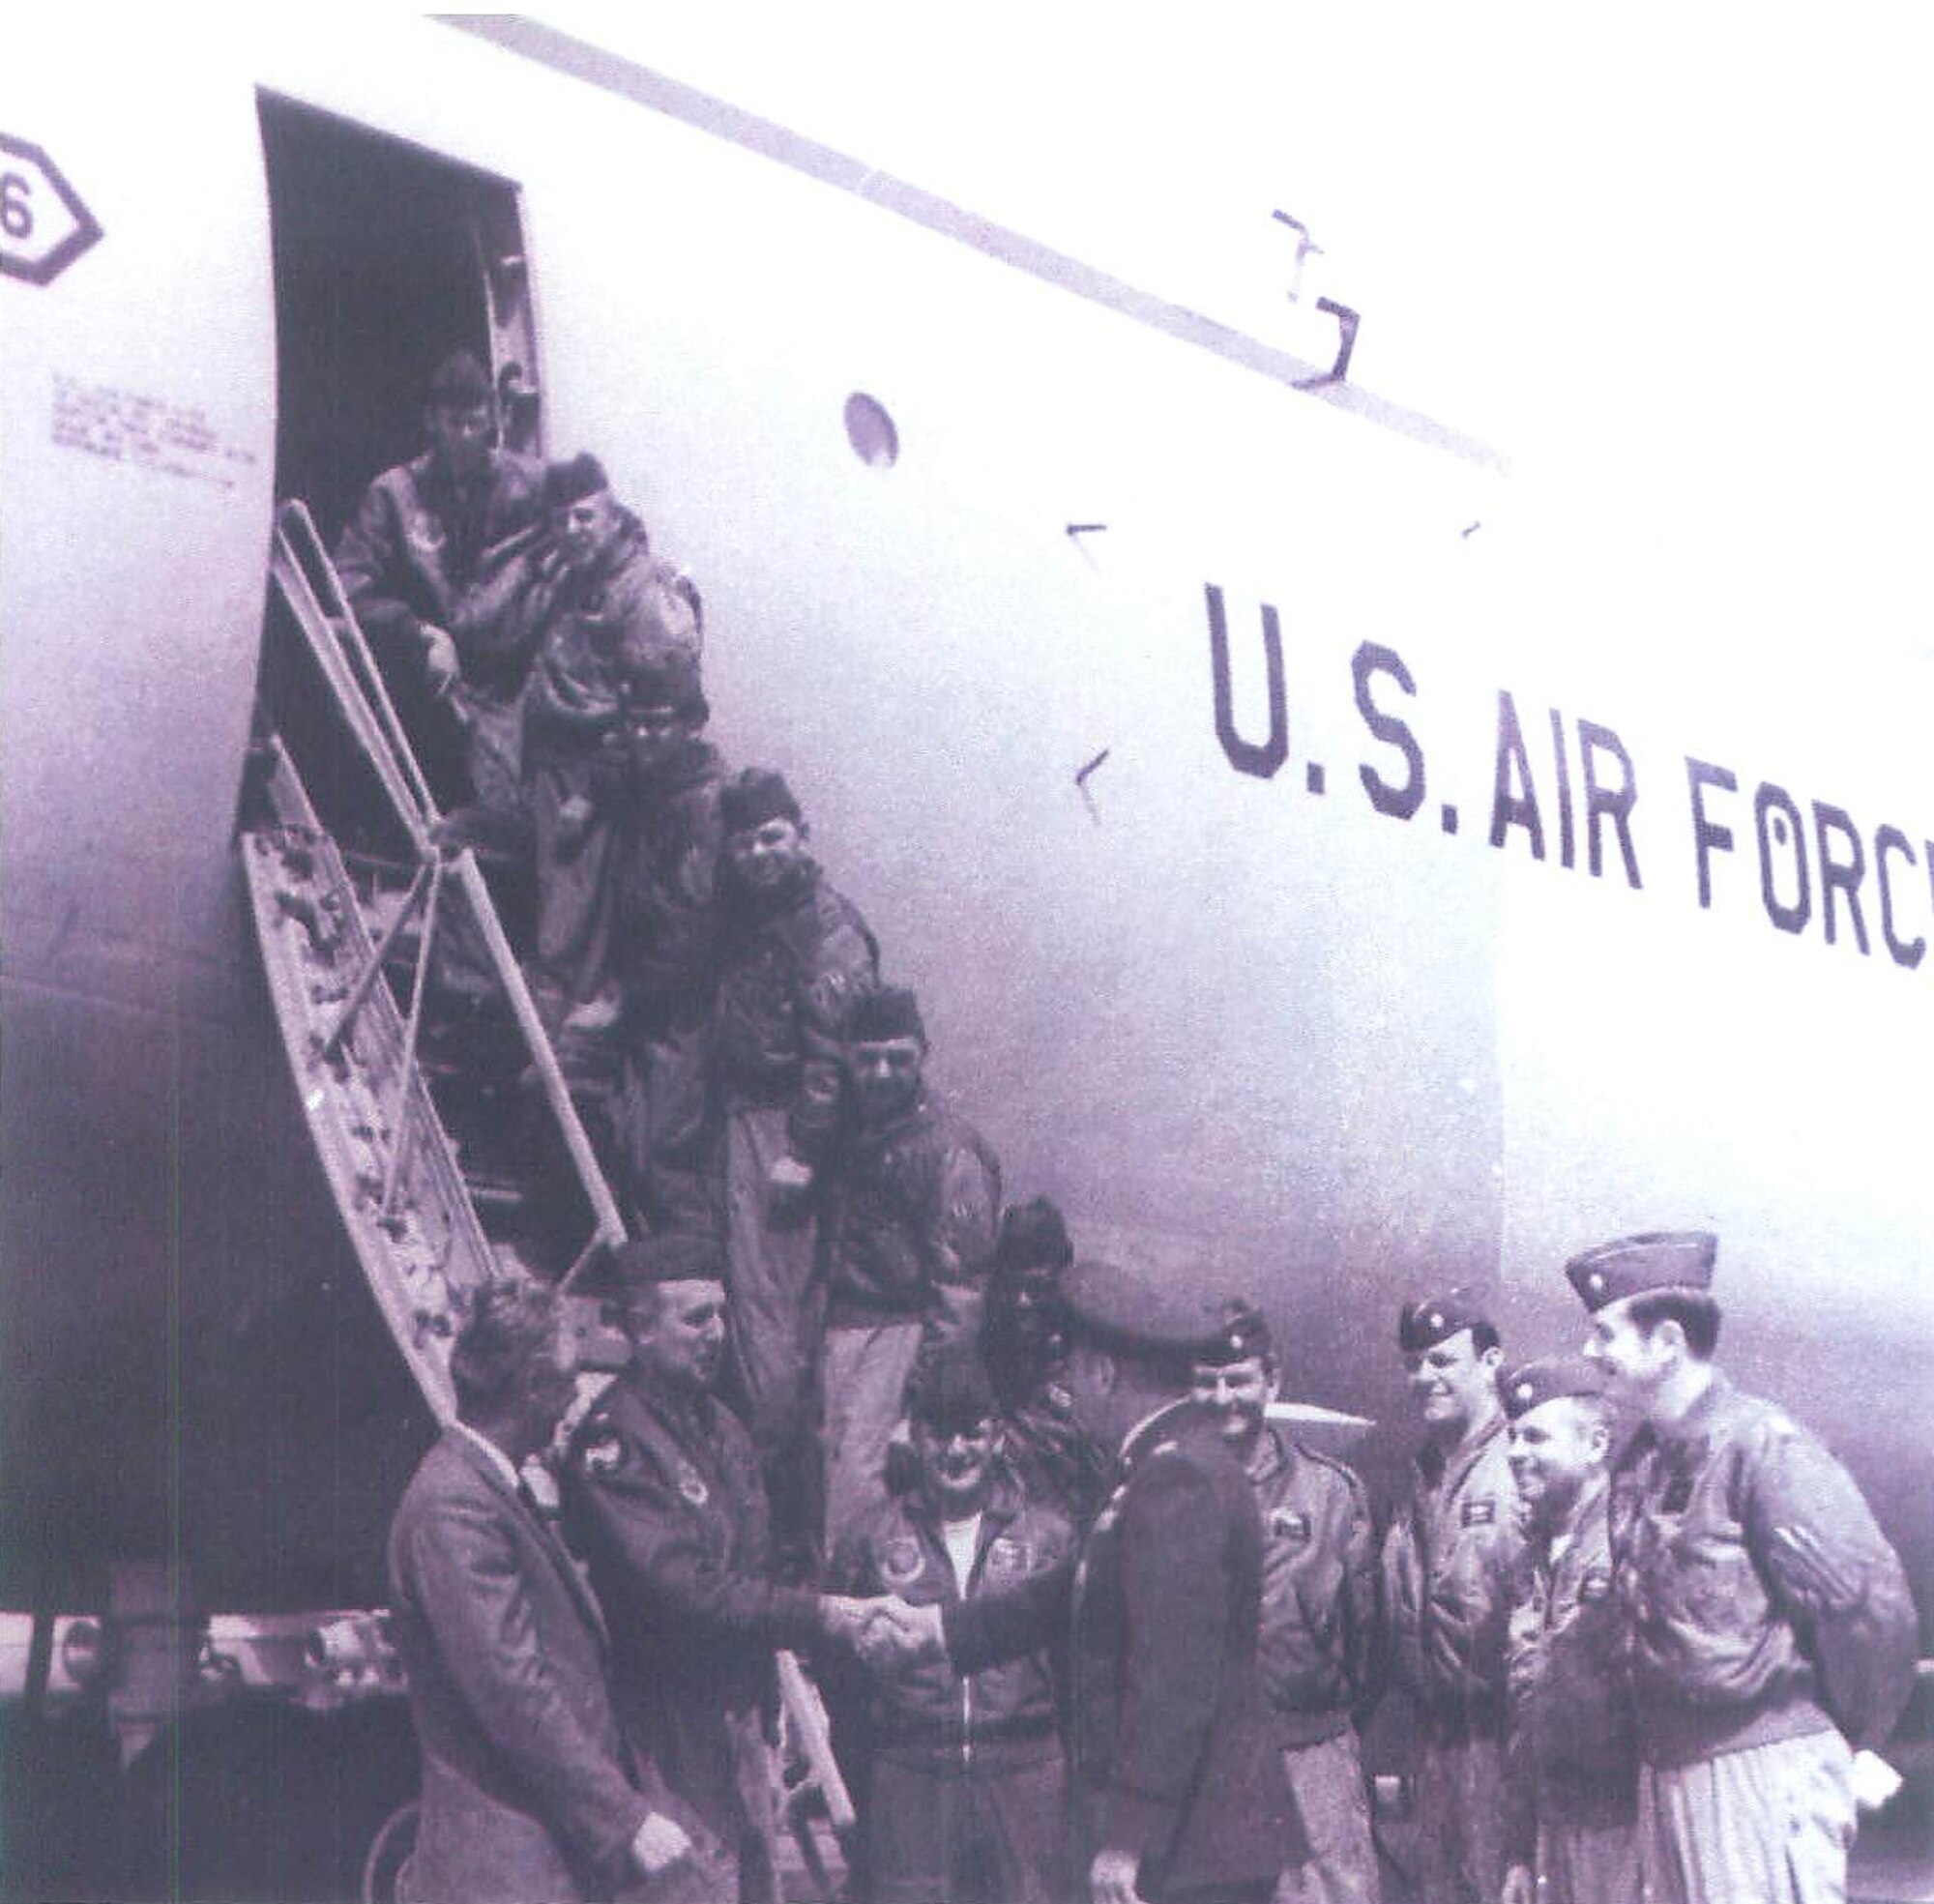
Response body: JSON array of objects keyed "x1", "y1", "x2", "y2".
[{"x1": 1, "y1": 132, "x2": 104, "y2": 286}]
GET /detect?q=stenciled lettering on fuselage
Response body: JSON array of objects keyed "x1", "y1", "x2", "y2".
[{"x1": 1205, "y1": 582, "x2": 1930, "y2": 975}]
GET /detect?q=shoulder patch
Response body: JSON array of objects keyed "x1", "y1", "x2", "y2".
[
  {"x1": 674, "y1": 1458, "x2": 710, "y2": 1507},
  {"x1": 579, "y1": 1429, "x2": 625, "y2": 1479},
  {"x1": 882, "y1": 1537, "x2": 925, "y2": 1586},
  {"x1": 1461, "y1": 1496, "x2": 1498, "y2": 1528}
]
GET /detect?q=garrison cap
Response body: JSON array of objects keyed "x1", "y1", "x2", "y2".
[
  {"x1": 427, "y1": 348, "x2": 493, "y2": 409},
  {"x1": 1195, "y1": 1298, "x2": 1274, "y2": 1367},
  {"x1": 607, "y1": 1231, "x2": 726, "y2": 1292},
  {"x1": 1565, "y1": 1231, "x2": 1716, "y2": 1312},
  {"x1": 994, "y1": 1198, "x2": 1074, "y2": 1277},
  {"x1": 906, "y1": 1340, "x2": 1000, "y2": 1433},
  {"x1": 544, "y1": 452, "x2": 611, "y2": 512},
  {"x1": 720, "y1": 768, "x2": 803, "y2": 835},
  {"x1": 1499, "y1": 1354, "x2": 1608, "y2": 1421},
  {"x1": 1398, "y1": 1285, "x2": 1495, "y2": 1353},
  {"x1": 846, "y1": 985, "x2": 926, "y2": 1046},
  {"x1": 623, "y1": 650, "x2": 708, "y2": 723},
  {"x1": 1057, "y1": 1259, "x2": 1222, "y2": 1360}
]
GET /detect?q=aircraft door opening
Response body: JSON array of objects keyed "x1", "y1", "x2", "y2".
[{"x1": 256, "y1": 93, "x2": 542, "y2": 547}]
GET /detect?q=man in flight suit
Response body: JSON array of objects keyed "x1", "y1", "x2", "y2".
[
  {"x1": 387, "y1": 1277, "x2": 699, "y2": 1903},
  {"x1": 820, "y1": 983, "x2": 1002, "y2": 1550},
  {"x1": 866, "y1": 1259, "x2": 1304, "y2": 1904},
  {"x1": 1193, "y1": 1303, "x2": 1381, "y2": 1904},
  {"x1": 710, "y1": 768, "x2": 878, "y2": 1548},
  {"x1": 1378, "y1": 1285, "x2": 1522, "y2": 1904},
  {"x1": 1569, "y1": 1231, "x2": 1918, "y2": 1904},
  {"x1": 517, "y1": 454, "x2": 703, "y2": 1037},
  {"x1": 561, "y1": 1235, "x2": 876, "y2": 1903},
  {"x1": 828, "y1": 1342, "x2": 1074, "y2": 1904},
  {"x1": 606, "y1": 651, "x2": 729, "y2": 1235},
  {"x1": 1497, "y1": 1354, "x2": 1638, "y2": 1904},
  {"x1": 336, "y1": 348, "x2": 547, "y2": 812}
]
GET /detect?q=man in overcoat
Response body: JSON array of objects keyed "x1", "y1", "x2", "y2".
[{"x1": 387, "y1": 1277, "x2": 702, "y2": 1903}]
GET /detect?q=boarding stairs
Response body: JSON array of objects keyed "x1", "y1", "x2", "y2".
[{"x1": 242, "y1": 500, "x2": 853, "y2": 1893}]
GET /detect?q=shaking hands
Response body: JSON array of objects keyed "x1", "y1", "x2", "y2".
[{"x1": 817, "y1": 1595, "x2": 948, "y2": 1668}]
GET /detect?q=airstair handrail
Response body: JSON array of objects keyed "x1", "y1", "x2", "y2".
[
  {"x1": 278, "y1": 499, "x2": 442, "y2": 824},
  {"x1": 264, "y1": 502, "x2": 627, "y2": 1259}
]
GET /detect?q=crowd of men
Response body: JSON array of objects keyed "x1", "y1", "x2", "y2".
[{"x1": 353, "y1": 356, "x2": 1919, "y2": 1904}]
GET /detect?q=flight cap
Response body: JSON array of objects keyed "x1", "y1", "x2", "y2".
[
  {"x1": 1195, "y1": 1298, "x2": 1274, "y2": 1367},
  {"x1": 624, "y1": 650, "x2": 708, "y2": 723},
  {"x1": 1564, "y1": 1231, "x2": 1716, "y2": 1312},
  {"x1": 720, "y1": 768, "x2": 803, "y2": 836},
  {"x1": 1398, "y1": 1284, "x2": 1495, "y2": 1353},
  {"x1": 1057, "y1": 1259, "x2": 1222, "y2": 1361},
  {"x1": 544, "y1": 452, "x2": 611, "y2": 512},
  {"x1": 427, "y1": 348, "x2": 493, "y2": 409},
  {"x1": 994, "y1": 1199, "x2": 1074, "y2": 1277},
  {"x1": 847, "y1": 985, "x2": 925, "y2": 1046},
  {"x1": 1499, "y1": 1354, "x2": 1608, "y2": 1421},
  {"x1": 906, "y1": 1341, "x2": 1000, "y2": 1434},
  {"x1": 607, "y1": 1231, "x2": 726, "y2": 1292}
]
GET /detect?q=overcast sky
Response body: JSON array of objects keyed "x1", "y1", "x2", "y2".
[{"x1": 537, "y1": 6, "x2": 1933, "y2": 689}]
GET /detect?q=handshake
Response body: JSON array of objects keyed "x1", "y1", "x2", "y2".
[{"x1": 818, "y1": 1594, "x2": 948, "y2": 1669}]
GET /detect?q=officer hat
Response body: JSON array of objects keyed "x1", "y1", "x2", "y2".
[
  {"x1": 905, "y1": 1341, "x2": 1000, "y2": 1434},
  {"x1": 1564, "y1": 1232, "x2": 1716, "y2": 1312},
  {"x1": 606, "y1": 1231, "x2": 726, "y2": 1292},
  {"x1": 1057, "y1": 1259, "x2": 1222, "y2": 1362},
  {"x1": 1498, "y1": 1354, "x2": 1608, "y2": 1421},
  {"x1": 994, "y1": 1198, "x2": 1074, "y2": 1277},
  {"x1": 1195, "y1": 1298, "x2": 1274, "y2": 1367},
  {"x1": 719, "y1": 768, "x2": 803, "y2": 836},
  {"x1": 846, "y1": 985, "x2": 926, "y2": 1046},
  {"x1": 544, "y1": 452, "x2": 611, "y2": 513},
  {"x1": 623, "y1": 650, "x2": 708, "y2": 724},
  {"x1": 1397, "y1": 1284, "x2": 1495, "y2": 1353},
  {"x1": 426, "y1": 348, "x2": 493, "y2": 410}
]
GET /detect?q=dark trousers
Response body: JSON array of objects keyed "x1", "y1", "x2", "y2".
[{"x1": 864, "y1": 1746, "x2": 1067, "y2": 1904}]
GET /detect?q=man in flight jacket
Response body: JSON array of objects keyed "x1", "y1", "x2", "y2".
[{"x1": 865, "y1": 1258, "x2": 1304, "y2": 1904}]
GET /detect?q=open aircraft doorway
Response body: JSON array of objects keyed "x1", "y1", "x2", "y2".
[{"x1": 257, "y1": 93, "x2": 542, "y2": 547}]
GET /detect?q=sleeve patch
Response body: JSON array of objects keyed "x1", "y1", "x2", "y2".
[{"x1": 579, "y1": 1429, "x2": 625, "y2": 1478}]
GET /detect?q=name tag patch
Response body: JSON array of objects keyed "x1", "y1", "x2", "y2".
[
  {"x1": 985, "y1": 1537, "x2": 1030, "y2": 1576},
  {"x1": 1461, "y1": 1497, "x2": 1498, "y2": 1528},
  {"x1": 1270, "y1": 1509, "x2": 1312, "y2": 1545},
  {"x1": 1579, "y1": 1567, "x2": 1612, "y2": 1602}
]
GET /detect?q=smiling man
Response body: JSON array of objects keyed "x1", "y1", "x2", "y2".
[
  {"x1": 864, "y1": 1258, "x2": 1303, "y2": 1904},
  {"x1": 1497, "y1": 1354, "x2": 1637, "y2": 1904},
  {"x1": 1192, "y1": 1304, "x2": 1380, "y2": 1904},
  {"x1": 828, "y1": 1341, "x2": 1074, "y2": 1904},
  {"x1": 561, "y1": 1234, "x2": 876, "y2": 1903},
  {"x1": 1568, "y1": 1231, "x2": 1917, "y2": 1904},
  {"x1": 710, "y1": 767, "x2": 879, "y2": 1556},
  {"x1": 820, "y1": 984, "x2": 1001, "y2": 1549},
  {"x1": 336, "y1": 349, "x2": 550, "y2": 811},
  {"x1": 1378, "y1": 1285, "x2": 1523, "y2": 1904},
  {"x1": 518, "y1": 454, "x2": 703, "y2": 1033}
]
